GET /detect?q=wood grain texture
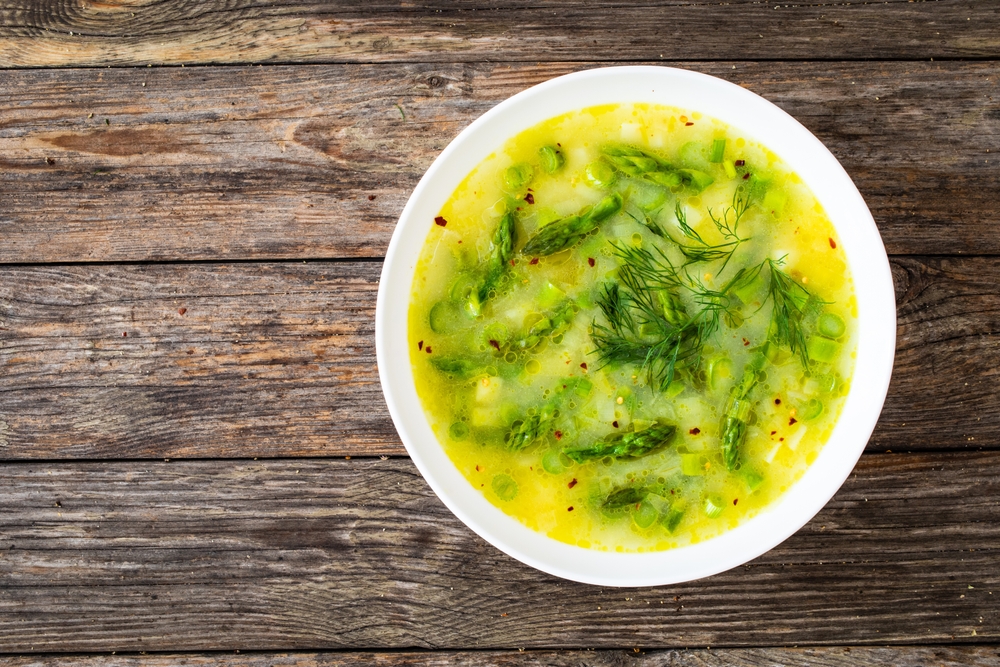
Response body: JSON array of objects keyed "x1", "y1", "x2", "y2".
[
  {"x1": 1, "y1": 256, "x2": 998, "y2": 459},
  {"x1": 0, "y1": 452, "x2": 998, "y2": 652},
  {"x1": 4, "y1": 647, "x2": 1000, "y2": 667},
  {"x1": 1, "y1": 0, "x2": 998, "y2": 68},
  {"x1": 0, "y1": 61, "x2": 998, "y2": 263}
]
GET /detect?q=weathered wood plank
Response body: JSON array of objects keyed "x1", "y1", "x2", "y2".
[
  {"x1": 1, "y1": 0, "x2": 997, "y2": 68},
  {"x1": 3, "y1": 647, "x2": 1000, "y2": 667},
  {"x1": 0, "y1": 453, "x2": 997, "y2": 651},
  {"x1": 0, "y1": 62, "x2": 997, "y2": 262},
  {"x1": 0, "y1": 256, "x2": 997, "y2": 459}
]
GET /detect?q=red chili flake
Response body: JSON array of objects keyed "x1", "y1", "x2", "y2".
[
  {"x1": 689, "y1": 427, "x2": 701, "y2": 435},
  {"x1": 789, "y1": 417, "x2": 798, "y2": 426},
  {"x1": 588, "y1": 257, "x2": 595, "y2": 267},
  {"x1": 670, "y1": 489, "x2": 675, "y2": 495},
  {"x1": 742, "y1": 172, "x2": 751, "y2": 180},
  {"x1": 510, "y1": 259, "x2": 516, "y2": 266},
  {"x1": 567, "y1": 506, "x2": 574, "y2": 511},
  {"x1": 780, "y1": 437, "x2": 785, "y2": 442},
  {"x1": 685, "y1": 122, "x2": 694, "y2": 126},
  {"x1": 418, "y1": 340, "x2": 424, "y2": 350},
  {"x1": 829, "y1": 237, "x2": 837, "y2": 249},
  {"x1": 178, "y1": 307, "x2": 187, "y2": 315},
  {"x1": 425, "y1": 346, "x2": 433, "y2": 354},
  {"x1": 580, "y1": 362, "x2": 588, "y2": 371},
  {"x1": 568, "y1": 478, "x2": 578, "y2": 489},
  {"x1": 434, "y1": 216, "x2": 447, "y2": 227},
  {"x1": 368, "y1": 194, "x2": 376, "y2": 201},
  {"x1": 524, "y1": 193, "x2": 535, "y2": 205},
  {"x1": 612, "y1": 420, "x2": 619, "y2": 428},
  {"x1": 554, "y1": 430, "x2": 563, "y2": 440},
  {"x1": 556, "y1": 142, "x2": 562, "y2": 147},
  {"x1": 774, "y1": 398, "x2": 782, "y2": 405},
  {"x1": 475, "y1": 465, "x2": 481, "y2": 472},
  {"x1": 457, "y1": 240, "x2": 462, "y2": 244},
  {"x1": 122, "y1": 332, "x2": 128, "y2": 337},
  {"x1": 489, "y1": 339, "x2": 500, "y2": 351},
  {"x1": 771, "y1": 430, "x2": 777, "y2": 436},
  {"x1": 742, "y1": 337, "x2": 750, "y2": 346},
  {"x1": 529, "y1": 257, "x2": 539, "y2": 265},
  {"x1": 733, "y1": 498, "x2": 739, "y2": 506},
  {"x1": 735, "y1": 159, "x2": 745, "y2": 167}
]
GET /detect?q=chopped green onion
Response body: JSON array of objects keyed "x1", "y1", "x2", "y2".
[
  {"x1": 817, "y1": 312, "x2": 847, "y2": 339},
  {"x1": 541, "y1": 449, "x2": 566, "y2": 474},
  {"x1": 449, "y1": 422, "x2": 469, "y2": 440},
  {"x1": 710, "y1": 138, "x2": 727, "y2": 163},
  {"x1": 742, "y1": 468, "x2": 765, "y2": 492},
  {"x1": 807, "y1": 336, "x2": 840, "y2": 364},
  {"x1": 491, "y1": 473, "x2": 519, "y2": 501},
  {"x1": 801, "y1": 397, "x2": 824, "y2": 421},
  {"x1": 704, "y1": 496, "x2": 725, "y2": 518},
  {"x1": 723, "y1": 160, "x2": 738, "y2": 179},
  {"x1": 631, "y1": 501, "x2": 659, "y2": 529}
]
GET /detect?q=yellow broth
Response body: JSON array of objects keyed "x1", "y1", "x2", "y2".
[{"x1": 408, "y1": 103, "x2": 856, "y2": 552}]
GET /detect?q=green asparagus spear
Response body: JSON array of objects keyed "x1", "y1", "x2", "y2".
[
  {"x1": 521, "y1": 193, "x2": 623, "y2": 256},
  {"x1": 513, "y1": 300, "x2": 578, "y2": 350},
  {"x1": 507, "y1": 379, "x2": 592, "y2": 451},
  {"x1": 600, "y1": 145, "x2": 714, "y2": 192},
  {"x1": 465, "y1": 211, "x2": 517, "y2": 316},
  {"x1": 430, "y1": 356, "x2": 484, "y2": 379},
  {"x1": 563, "y1": 422, "x2": 676, "y2": 463},
  {"x1": 719, "y1": 352, "x2": 766, "y2": 470},
  {"x1": 603, "y1": 485, "x2": 649, "y2": 509}
]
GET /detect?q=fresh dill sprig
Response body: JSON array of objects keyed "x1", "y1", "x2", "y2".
[
  {"x1": 671, "y1": 190, "x2": 751, "y2": 271},
  {"x1": 765, "y1": 258, "x2": 823, "y2": 367}
]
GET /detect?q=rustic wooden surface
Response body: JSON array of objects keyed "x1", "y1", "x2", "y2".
[{"x1": 1, "y1": 0, "x2": 998, "y2": 664}]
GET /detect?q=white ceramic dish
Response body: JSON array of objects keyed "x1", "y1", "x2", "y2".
[{"x1": 375, "y1": 66, "x2": 895, "y2": 587}]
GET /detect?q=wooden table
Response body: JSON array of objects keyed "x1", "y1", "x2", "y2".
[{"x1": 1, "y1": 2, "x2": 998, "y2": 665}]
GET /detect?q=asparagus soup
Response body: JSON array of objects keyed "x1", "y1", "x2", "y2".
[{"x1": 408, "y1": 103, "x2": 856, "y2": 552}]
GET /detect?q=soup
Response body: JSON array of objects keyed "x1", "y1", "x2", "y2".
[{"x1": 407, "y1": 103, "x2": 855, "y2": 552}]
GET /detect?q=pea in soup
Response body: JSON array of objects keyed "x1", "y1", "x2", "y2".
[{"x1": 408, "y1": 103, "x2": 855, "y2": 552}]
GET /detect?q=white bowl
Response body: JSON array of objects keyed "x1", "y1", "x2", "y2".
[{"x1": 376, "y1": 66, "x2": 895, "y2": 586}]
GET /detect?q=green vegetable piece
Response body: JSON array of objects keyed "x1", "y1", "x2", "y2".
[
  {"x1": 449, "y1": 422, "x2": 469, "y2": 440},
  {"x1": 806, "y1": 336, "x2": 840, "y2": 364},
  {"x1": 704, "y1": 496, "x2": 725, "y2": 518},
  {"x1": 801, "y1": 397, "x2": 824, "y2": 421},
  {"x1": 521, "y1": 193, "x2": 623, "y2": 256},
  {"x1": 817, "y1": 312, "x2": 847, "y2": 339},
  {"x1": 644, "y1": 170, "x2": 683, "y2": 188},
  {"x1": 676, "y1": 168, "x2": 715, "y2": 192},
  {"x1": 513, "y1": 300, "x2": 577, "y2": 351},
  {"x1": 541, "y1": 449, "x2": 567, "y2": 474},
  {"x1": 585, "y1": 161, "x2": 617, "y2": 189},
  {"x1": 563, "y1": 422, "x2": 676, "y2": 463},
  {"x1": 538, "y1": 145, "x2": 565, "y2": 174},
  {"x1": 710, "y1": 138, "x2": 727, "y2": 163},
  {"x1": 762, "y1": 189, "x2": 788, "y2": 216},
  {"x1": 429, "y1": 300, "x2": 464, "y2": 334},
  {"x1": 504, "y1": 163, "x2": 534, "y2": 191},
  {"x1": 742, "y1": 468, "x2": 765, "y2": 492},
  {"x1": 603, "y1": 486, "x2": 648, "y2": 509},
  {"x1": 508, "y1": 414, "x2": 544, "y2": 451},
  {"x1": 666, "y1": 379, "x2": 686, "y2": 399},
  {"x1": 430, "y1": 356, "x2": 483, "y2": 379},
  {"x1": 491, "y1": 473, "x2": 519, "y2": 501},
  {"x1": 661, "y1": 507, "x2": 685, "y2": 533},
  {"x1": 681, "y1": 452, "x2": 706, "y2": 476},
  {"x1": 720, "y1": 352, "x2": 766, "y2": 470},
  {"x1": 632, "y1": 500, "x2": 659, "y2": 529},
  {"x1": 708, "y1": 357, "x2": 734, "y2": 392}
]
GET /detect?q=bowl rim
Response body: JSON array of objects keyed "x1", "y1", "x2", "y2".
[{"x1": 376, "y1": 65, "x2": 896, "y2": 587}]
